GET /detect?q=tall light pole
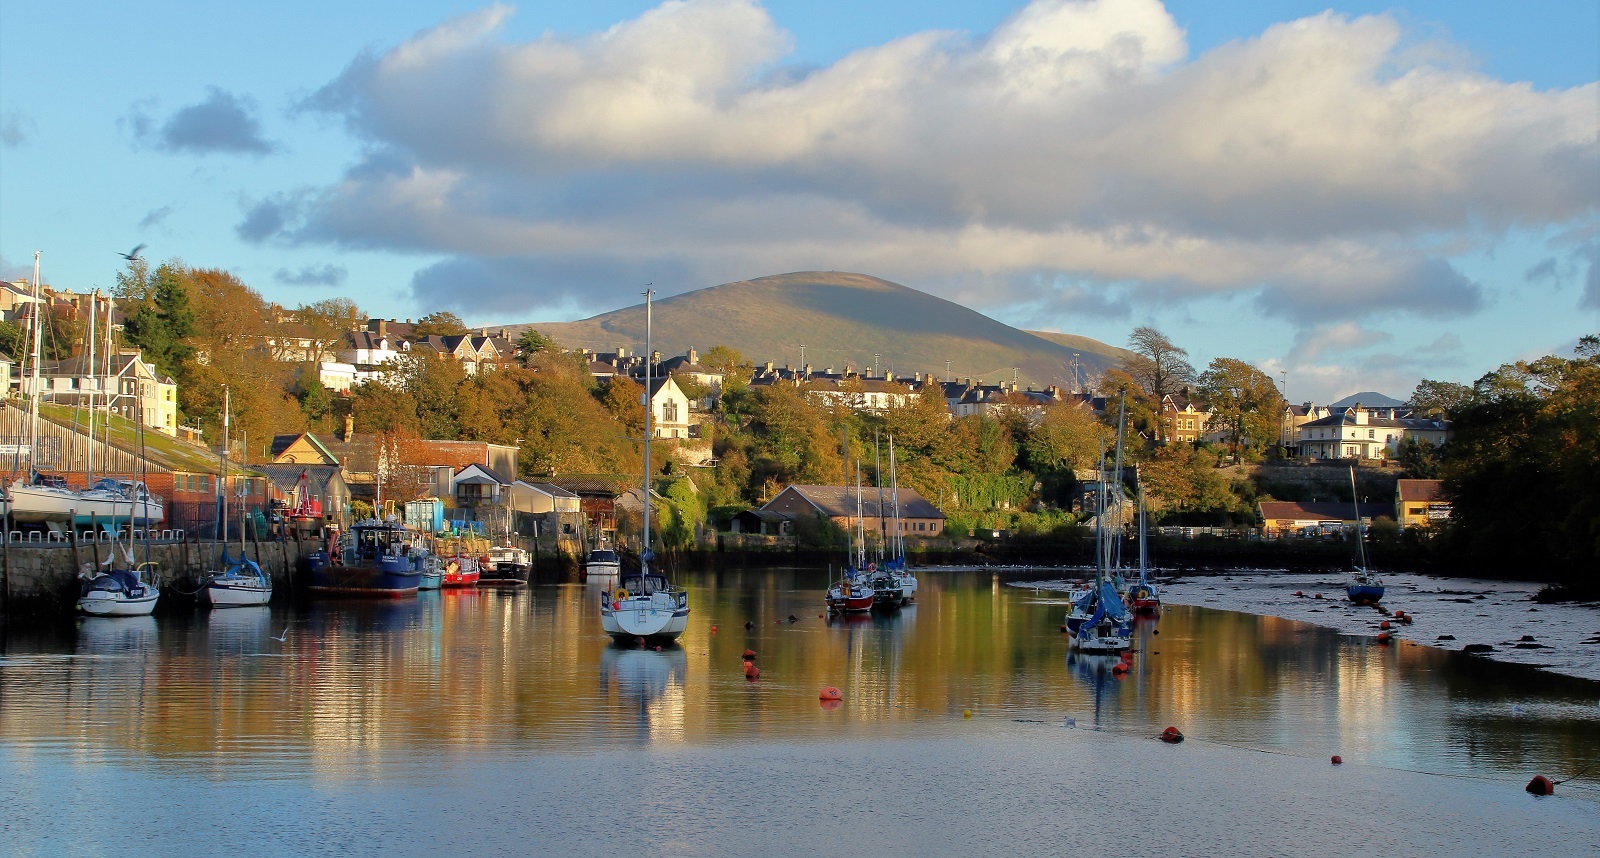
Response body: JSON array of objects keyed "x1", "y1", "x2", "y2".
[
  {"x1": 1072, "y1": 353, "x2": 1080, "y2": 394},
  {"x1": 1279, "y1": 372, "x2": 1289, "y2": 452},
  {"x1": 799, "y1": 344, "x2": 806, "y2": 375}
]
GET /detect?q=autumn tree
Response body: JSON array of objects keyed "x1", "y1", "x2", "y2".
[
  {"x1": 296, "y1": 298, "x2": 363, "y2": 366},
  {"x1": 1196, "y1": 357, "x2": 1284, "y2": 459},
  {"x1": 1121, "y1": 326, "x2": 1195, "y2": 441},
  {"x1": 701, "y1": 344, "x2": 753, "y2": 396},
  {"x1": 1023, "y1": 401, "x2": 1107, "y2": 502}
]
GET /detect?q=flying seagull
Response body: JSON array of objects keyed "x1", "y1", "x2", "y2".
[
  {"x1": 117, "y1": 243, "x2": 146, "y2": 261},
  {"x1": 271, "y1": 626, "x2": 290, "y2": 643}
]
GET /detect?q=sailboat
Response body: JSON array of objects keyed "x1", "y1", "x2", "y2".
[
  {"x1": 1123, "y1": 469, "x2": 1159, "y2": 614},
  {"x1": 204, "y1": 387, "x2": 271, "y2": 607},
  {"x1": 599, "y1": 289, "x2": 689, "y2": 643},
  {"x1": 1345, "y1": 465, "x2": 1384, "y2": 605},
  {"x1": 1064, "y1": 395, "x2": 1133, "y2": 653},
  {"x1": 6, "y1": 258, "x2": 164, "y2": 529},
  {"x1": 826, "y1": 464, "x2": 875, "y2": 614},
  {"x1": 78, "y1": 460, "x2": 161, "y2": 616},
  {"x1": 885, "y1": 435, "x2": 916, "y2": 605}
]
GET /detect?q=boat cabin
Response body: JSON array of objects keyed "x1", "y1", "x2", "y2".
[
  {"x1": 616, "y1": 572, "x2": 670, "y2": 596},
  {"x1": 348, "y1": 522, "x2": 412, "y2": 563}
]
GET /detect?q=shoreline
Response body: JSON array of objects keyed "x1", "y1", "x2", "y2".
[{"x1": 984, "y1": 566, "x2": 1600, "y2": 683}]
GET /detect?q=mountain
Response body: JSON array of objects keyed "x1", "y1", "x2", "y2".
[
  {"x1": 512, "y1": 271, "x2": 1125, "y2": 390},
  {"x1": 1330, "y1": 391, "x2": 1405, "y2": 408}
]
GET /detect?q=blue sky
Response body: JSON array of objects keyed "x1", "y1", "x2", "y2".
[{"x1": 2, "y1": 0, "x2": 1596, "y2": 404}]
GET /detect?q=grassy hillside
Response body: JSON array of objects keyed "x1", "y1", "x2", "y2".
[{"x1": 512, "y1": 272, "x2": 1124, "y2": 389}]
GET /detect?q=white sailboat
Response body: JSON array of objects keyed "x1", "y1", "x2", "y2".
[
  {"x1": 205, "y1": 387, "x2": 271, "y2": 607},
  {"x1": 599, "y1": 289, "x2": 689, "y2": 643},
  {"x1": 1064, "y1": 395, "x2": 1132, "y2": 653},
  {"x1": 1123, "y1": 469, "x2": 1159, "y2": 613},
  {"x1": 1345, "y1": 465, "x2": 1384, "y2": 605}
]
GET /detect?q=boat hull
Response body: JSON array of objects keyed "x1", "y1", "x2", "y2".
[
  {"x1": 303, "y1": 551, "x2": 421, "y2": 597},
  {"x1": 205, "y1": 578, "x2": 271, "y2": 607},
  {"x1": 78, "y1": 588, "x2": 159, "y2": 616},
  {"x1": 601, "y1": 592, "x2": 689, "y2": 641},
  {"x1": 1346, "y1": 584, "x2": 1384, "y2": 605},
  {"x1": 826, "y1": 587, "x2": 875, "y2": 614}
]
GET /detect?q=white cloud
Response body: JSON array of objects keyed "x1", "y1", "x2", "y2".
[{"x1": 255, "y1": 0, "x2": 1596, "y2": 321}]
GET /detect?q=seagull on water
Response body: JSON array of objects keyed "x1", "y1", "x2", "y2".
[{"x1": 117, "y1": 243, "x2": 146, "y2": 261}]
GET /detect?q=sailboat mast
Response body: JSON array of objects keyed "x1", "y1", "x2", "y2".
[
  {"x1": 874, "y1": 432, "x2": 885, "y2": 562},
  {"x1": 1136, "y1": 468, "x2": 1148, "y2": 582},
  {"x1": 888, "y1": 435, "x2": 902, "y2": 562},
  {"x1": 641, "y1": 288, "x2": 653, "y2": 576},
  {"x1": 220, "y1": 386, "x2": 229, "y2": 544},
  {"x1": 1111, "y1": 393, "x2": 1127, "y2": 572},
  {"x1": 86, "y1": 289, "x2": 96, "y2": 481},
  {"x1": 28, "y1": 252, "x2": 42, "y2": 462},
  {"x1": 1348, "y1": 465, "x2": 1367, "y2": 568}
]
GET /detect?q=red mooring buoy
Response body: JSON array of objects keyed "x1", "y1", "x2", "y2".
[
  {"x1": 1380, "y1": 620, "x2": 1391, "y2": 630},
  {"x1": 1377, "y1": 632, "x2": 1393, "y2": 644},
  {"x1": 1331, "y1": 755, "x2": 1343, "y2": 765},
  {"x1": 1159, "y1": 726, "x2": 1184, "y2": 744},
  {"x1": 819, "y1": 686, "x2": 842, "y2": 701},
  {"x1": 744, "y1": 662, "x2": 760, "y2": 680},
  {"x1": 1526, "y1": 775, "x2": 1554, "y2": 795},
  {"x1": 743, "y1": 649, "x2": 757, "y2": 659}
]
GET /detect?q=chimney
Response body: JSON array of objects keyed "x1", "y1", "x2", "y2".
[
  {"x1": 617, "y1": 346, "x2": 628, "y2": 359},
  {"x1": 377, "y1": 319, "x2": 388, "y2": 338},
  {"x1": 687, "y1": 347, "x2": 697, "y2": 365},
  {"x1": 765, "y1": 361, "x2": 774, "y2": 372},
  {"x1": 343, "y1": 412, "x2": 355, "y2": 440}
]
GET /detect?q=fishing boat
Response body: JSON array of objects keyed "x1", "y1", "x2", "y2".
[
  {"x1": 1065, "y1": 396, "x2": 1133, "y2": 654},
  {"x1": 78, "y1": 560, "x2": 161, "y2": 616},
  {"x1": 436, "y1": 534, "x2": 485, "y2": 587},
  {"x1": 599, "y1": 289, "x2": 689, "y2": 644},
  {"x1": 302, "y1": 519, "x2": 425, "y2": 597},
  {"x1": 481, "y1": 544, "x2": 530, "y2": 586},
  {"x1": 417, "y1": 553, "x2": 443, "y2": 590},
  {"x1": 584, "y1": 547, "x2": 622, "y2": 580},
  {"x1": 1123, "y1": 471, "x2": 1160, "y2": 614},
  {"x1": 1345, "y1": 465, "x2": 1384, "y2": 605}
]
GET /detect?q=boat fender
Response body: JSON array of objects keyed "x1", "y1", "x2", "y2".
[
  {"x1": 1159, "y1": 726, "x2": 1184, "y2": 744},
  {"x1": 819, "y1": 686, "x2": 843, "y2": 701},
  {"x1": 1331, "y1": 755, "x2": 1343, "y2": 765},
  {"x1": 1526, "y1": 775, "x2": 1554, "y2": 796},
  {"x1": 614, "y1": 588, "x2": 629, "y2": 600}
]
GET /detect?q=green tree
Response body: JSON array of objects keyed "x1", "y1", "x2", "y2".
[
  {"x1": 296, "y1": 298, "x2": 363, "y2": 365},
  {"x1": 1121, "y1": 326, "x2": 1195, "y2": 442},
  {"x1": 701, "y1": 344, "x2": 753, "y2": 396},
  {"x1": 411, "y1": 311, "x2": 468, "y2": 338},
  {"x1": 0, "y1": 320, "x2": 21, "y2": 358},
  {"x1": 1407, "y1": 378, "x2": 1472, "y2": 418},
  {"x1": 1196, "y1": 357, "x2": 1284, "y2": 459},
  {"x1": 1395, "y1": 436, "x2": 1442, "y2": 479},
  {"x1": 1023, "y1": 402, "x2": 1106, "y2": 494},
  {"x1": 122, "y1": 263, "x2": 195, "y2": 379},
  {"x1": 515, "y1": 329, "x2": 558, "y2": 366}
]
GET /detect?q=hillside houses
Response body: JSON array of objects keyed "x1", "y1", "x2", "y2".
[{"x1": 1294, "y1": 405, "x2": 1450, "y2": 460}]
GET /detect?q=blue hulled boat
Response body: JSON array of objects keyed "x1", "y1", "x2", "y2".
[
  {"x1": 1344, "y1": 466, "x2": 1384, "y2": 605},
  {"x1": 302, "y1": 520, "x2": 426, "y2": 597}
]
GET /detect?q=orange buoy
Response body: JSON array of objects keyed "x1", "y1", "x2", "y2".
[
  {"x1": 1060, "y1": 625, "x2": 1068, "y2": 633},
  {"x1": 1331, "y1": 755, "x2": 1343, "y2": 765},
  {"x1": 1400, "y1": 615, "x2": 1414, "y2": 624},
  {"x1": 819, "y1": 686, "x2": 842, "y2": 701},
  {"x1": 1159, "y1": 726, "x2": 1184, "y2": 744},
  {"x1": 1314, "y1": 593, "x2": 1323, "y2": 599},
  {"x1": 1295, "y1": 591, "x2": 1304, "y2": 597},
  {"x1": 711, "y1": 625, "x2": 718, "y2": 633},
  {"x1": 1380, "y1": 621, "x2": 1391, "y2": 630},
  {"x1": 1526, "y1": 775, "x2": 1554, "y2": 795},
  {"x1": 1112, "y1": 663, "x2": 1128, "y2": 675},
  {"x1": 1377, "y1": 632, "x2": 1392, "y2": 644},
  {"x1": 744, "y1": 663, "x2": 760, "y2": 680},
  {"x1": 743, "y1": 649, "x2": 757, "y2": 659}
]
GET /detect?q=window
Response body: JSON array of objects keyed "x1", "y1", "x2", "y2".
[{"x1": 1368, "y1": 429, "x2": 1375, "y2": 439}]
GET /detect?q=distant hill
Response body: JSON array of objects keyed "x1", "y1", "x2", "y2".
[
  {"x1": 1330, "y1": 391, "x2": 1404, "y2": 408},
  {"x1": 510, "y1": 271, "x2": 1124, "y2": 390}
]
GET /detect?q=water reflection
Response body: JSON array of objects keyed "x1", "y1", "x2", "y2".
[{"x1": 0, "y1": 566, "x2": 1595, "y2": 786}]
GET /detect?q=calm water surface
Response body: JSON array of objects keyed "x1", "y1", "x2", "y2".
[{"x1": 2, "y1": 566, "x2": 1597, "y2": 856}]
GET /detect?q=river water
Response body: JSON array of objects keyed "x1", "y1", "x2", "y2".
[{"x1": 2, "y1": 567, "x2": 1597, "y2": 856}]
